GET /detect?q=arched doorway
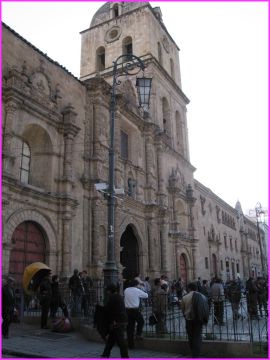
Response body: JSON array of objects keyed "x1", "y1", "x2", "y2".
[
  {"x1": 179, "y1": 254, "x2": 188, "y2": 286},
  {"x1": 212, "y1": 253, "x2": 218, "y2": 277},
  {"x1": 120, "y1": 225, "x2": 139, "y2": 280},
  {"x1": 9, "y1": 221, "x2": 47, "y2": 285}
]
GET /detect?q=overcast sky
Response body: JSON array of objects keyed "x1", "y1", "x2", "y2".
[{"x1": 2, "y1": 1, "x2": 268, "y2": 214}]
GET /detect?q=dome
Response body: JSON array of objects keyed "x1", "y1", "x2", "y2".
[{"x1": 90, "y1": 2, "x2": 149, "y2": 28}]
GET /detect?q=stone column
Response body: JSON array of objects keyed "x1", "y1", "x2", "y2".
[
  {"x1": 156, "y1": 143, "x2": 167, "y2": 207},
  {"x1": 160, "y1": 215, "x2": 169, "y2": 274},
  {"x1": 62, "y1": 217, "x2": 71, "y2": 276},
  {"x1": 192, "y1": 247, "x2": 197, "y2": 279},
  {"x1": 147, "y1": 219, "x2": 156, "y2": 273}
]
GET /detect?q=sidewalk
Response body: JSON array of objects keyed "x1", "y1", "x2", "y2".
[{"x1": 2, "y1": 322, "x2": 180, "y2": 358}]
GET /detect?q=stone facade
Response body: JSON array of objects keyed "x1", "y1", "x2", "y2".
[{"x1": 2, "y1": 2, "x2": 267, "y2": 284}]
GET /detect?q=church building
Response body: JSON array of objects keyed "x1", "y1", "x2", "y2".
[{"x1": 2, "y1": 2, "x2": 266, "y2": 285}]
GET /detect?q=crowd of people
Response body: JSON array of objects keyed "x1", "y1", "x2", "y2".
[{"x1": 2, "y1": 270, "x2": 268, "y2": 358}]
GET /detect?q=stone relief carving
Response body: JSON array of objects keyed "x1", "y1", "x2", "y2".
[
  {"x1": 168, "y1": 167, "x2": 185, "y2": 190},
  {"x1": 200, "y1": 195, "x2": 206, "y2": 215},
  {"x1": 31, "y1": 72, "x2": 50, "y2": 96}
]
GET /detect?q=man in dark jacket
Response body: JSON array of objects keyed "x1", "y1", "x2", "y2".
[
  {"x1": 68, "y1": 269, "x2": 83, "y2": 316},
  {"x1": 246, "y1": 276, "x2": 258, "y2": 319},
  {"x1": 101, "y1": 283, "x2": 129, "y2": 358},
  {"x1": 227, "y1": 280, "x2": 242, "y2": 320},
  {"x1": 2, "y1": 277, "x2": 16, "y2": 338},
  {"x1": 181, "y1": 282, "x2": 209, "y2": 358}
]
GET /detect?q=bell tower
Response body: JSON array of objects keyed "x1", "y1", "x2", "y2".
[{"x1": 80, "y1": 2, "x2": 191, "y2": 161}]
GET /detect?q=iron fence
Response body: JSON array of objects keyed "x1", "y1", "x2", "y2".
[{"x1": 15, "y1": 281, "x2": 268, "y2": 351}]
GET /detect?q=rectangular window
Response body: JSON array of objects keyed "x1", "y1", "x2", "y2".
[
  {"x1": 120, "y1": 130, "x2": 128, "y2": 159},
  {"x1": 220, "y1": 260, "x2": 223, "y2": 270},
  {"x1": 205, "y1": 257, "x2": 209, "y2": 269},
  {"x1": 236, "y1": 263, "x2": 240, "y2": 273}
]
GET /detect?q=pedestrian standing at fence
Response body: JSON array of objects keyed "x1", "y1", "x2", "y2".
[
  {"x1": 101, "y1": 283, "x2": 129, "y2": 358},
  {"x1": 50, "y1": 274, "x2": 69, "y2": 319},
  {"x1": 81, "y1": 270, "x2": 93, "y2": 317},
  {"x1": 227, "y1": 280, "x2": 242, "y2": 320},
  {"x1": 246, "y1": 276, "x2": 259, "y2": 319},
  {"x1": 124, "y1": 279, "x2": 148, "y2": 349},
  {"x1": 152, "y1": 278, "x2": 168, "y2": 337},
  {"x1": 39, "y1": 273, "x2": 52, "y2": 329},
  {"x1": 255, "y1": 277, "x2": 267, "y2": 317},
  {"x1": 181, "y1": 282, "x2": 209, "y2": 358},
  {"x1": 209, "y1": 278, "x2": 225, "y2": 325},
  {"x1": 68, "y1": 269, "x2": 83, "y2": 316},
  {"x1": 2, "y1": 276, "x2": 16, "y2": 338}
]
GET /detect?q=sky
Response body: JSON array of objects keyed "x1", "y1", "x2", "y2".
[{"x1": 1, "y1": 1, "x2": 268, "y2": 214}]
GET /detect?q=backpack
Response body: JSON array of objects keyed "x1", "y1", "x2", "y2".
[{"x1": 192, "y1": 291, "x2": 209, "y2": 324}]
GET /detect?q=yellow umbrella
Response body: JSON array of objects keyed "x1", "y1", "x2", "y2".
[{"x1": 23, "y1": 262, "x2": 51, "y2": 295}]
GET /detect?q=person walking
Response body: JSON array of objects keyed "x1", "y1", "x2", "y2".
[
  {"x1": 50, "y1": 274, "x2": 69, "y2": 319},
  {"x1": 39, "y1": 273, "x2": 52, "y2": 329},
  {"x1": 181, "y1": 282, "x2": 209, "y2": 358},
  {"x1": 2, "y1": 277, "x2": 16, "y2": 338},
  {"x1": 152, "y1": 278, "x2": 168, "y2": 337},
  {"x1": 101, "y1": 284, "x2": 129, "y2": 358},
  {"x1": 209, "y1": 278, "x2": 225, "y2": 325},
  {"x1": 124, "y1": 279, "x2": 148, "y2": 349}
]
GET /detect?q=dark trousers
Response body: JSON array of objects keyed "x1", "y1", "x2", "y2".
[
  {"x1": 126, "y1": 308, "x2": 144, "y2": 348},
  {"x1": 213, "y1": 301, "x2": 224, "y2": 324},
  {"x1": 102, "y1": 324, "x2": 129, "y2": 358},
  {"x1": 186, "y1": 320, "x2": 203, "y2": 358},
  {"x1": 2, "y1": 310, "x2": 12, "y2": 336},
  {"x1": 41, "y1": 302, "x2": 50, "y2": 328}
]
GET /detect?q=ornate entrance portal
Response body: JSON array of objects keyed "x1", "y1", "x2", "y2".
[
  {"x1": 9, "y1": 221, "x2": 47, "y2": 284},
  {"x1": 120, "y1": 225, "x2": 139, "y2": 280}
]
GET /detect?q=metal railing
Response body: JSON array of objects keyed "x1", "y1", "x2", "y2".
[{"x1": 15, "y1": 282, "x2": 268, "y2": 351}]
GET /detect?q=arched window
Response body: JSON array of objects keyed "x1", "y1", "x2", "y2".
[
  {"x1": 96, "y1": 46, "x2": 105, "y2": 71},
  {"x1": 20, "y1": 141, "x2": 31, "y2": 183},
  {"x1": 175, "y1": 111, "x2": 183, "y2": 153},
  {"x1": 162, "y1": 97, "x2": 170, "y2": 135},
  {"x1": 170, "y1": 58, "x2": 175, "y2": 79},
  {"x1": 113, "y1": 4, "x2": 119, "y2": 18},
  {"x1": 122, "y1": 36, "x2": 133, "y2": 62},
  {"x1": 158, "y1": 42, "x2": 163, "y2": 65},
  {"x1": 22, "y1": 124, "x2": 53, "y2": 191}
]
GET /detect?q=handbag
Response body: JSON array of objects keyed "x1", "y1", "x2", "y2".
[{"x1": 149, "y1": 313, "x2": 158, "y2": 326}]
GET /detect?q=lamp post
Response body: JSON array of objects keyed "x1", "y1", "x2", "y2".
[
  {"x1": 103, "y1": 54, "x2": 152, "y2": 289},
  {"x1": 255, "y1": 202, "x2": 265, "y2": 276}
]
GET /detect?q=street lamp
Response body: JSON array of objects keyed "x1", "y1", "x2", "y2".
[
  {"x1": 103, "y1": 54, "x2": 152, "y2": 289},
  {"x1": 255, "y1": 202, "x2": 265, "y2": 276}
]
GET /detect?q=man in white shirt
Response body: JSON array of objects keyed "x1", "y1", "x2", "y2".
[{"x1": 124, "y1": 279, "x2": 148, "y2": 349}]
